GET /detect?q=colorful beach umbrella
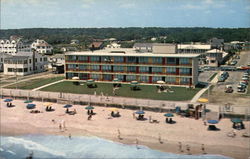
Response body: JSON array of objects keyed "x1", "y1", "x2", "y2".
[
  {"x1": 231, "y1": 118, "x2": 242, "y2": 123},
  {"x1": 24, "y1": 100, "x2": 33, "y2": 103},
  {"x1": 207, "y1": 120, "x2": 219, "y2": 124},
  {"x1": 135, "y1": 110, "x2": 145, "y2": 115},
  {"x1": 131, "y1": 81, "x2": 139, "y2": 85},
  {"x1": 4, "y1": 99, "x2": 13, "y2": 102},
  {"x1": 197, "y1": 98, "x2": 208, "y2": 103},
  {"x1": 112, "y1": 78, "x2": 120, "y2": 82},
  {"x1": 164, "y1": 113, "x2": 174, "y2": 117},
  {"x1": 87, "y1": 79, "x2": 95, "y2": 83},
  {"x1": 64, "y1": 104, "x2": 72, "y2": 108},
  {"x1": 85, "y1": 105, "x2": 94, "y2": 110},
  {"x1": 72, "y1": 76, "x2": 79, "y2": 80},
  {"x1": 108, "y1": 108, "x2": 119, "y2": 112},
  {"x1": 43, "y1": 102, "x2": 53, "y2": 106},
  {"x1": 26, "y1": 104, "x2": 36, "y2": 109}
]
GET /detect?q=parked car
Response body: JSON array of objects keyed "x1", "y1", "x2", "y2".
[
  {"x1": 218, "y1": 76, "x2": 226, "y2": 82},
  {"x1": 237, "y1": 88, "x2": 246, "y2": 93},
  {"x1": 225, "y1": 85, "x2": 233, "y2": 93},
  {"x1": 237, "y1": 84, "x2": 246, "y2": 89},
  {"x1": 230, "y1": 61, "x2": 237, "y2": 66},
  {"x1": 242, "y1": 77, "x2": 249, "y2": 81},
  {"x1": 221, "y1": 71, "x2": 229, "y2": 78},
  {"x1": 240, "y1": 80, "x2": 248, "y2": 85}
]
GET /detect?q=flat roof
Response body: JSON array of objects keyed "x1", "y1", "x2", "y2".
[
  {"x1": 177, "y1": 44, "x2": 211, "y2": 50},
  {"x1": 65, "y1": 49, "x2": 200, "y2": 58}
]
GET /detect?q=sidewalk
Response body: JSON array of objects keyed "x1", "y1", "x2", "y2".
[
  {"x1": 32, "y1": 80, "x2": 64, "y2": 91},
  {"x1": 190, "y1": 71, "x2": 219, "y2": 103}
]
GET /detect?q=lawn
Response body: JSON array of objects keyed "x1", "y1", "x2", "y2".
[
  {"x1": 40, "y1": 81, "x2": 202, "y2": 101},
  {"x1": 4, "y1": 76, "x2": 64, "y2": 90}
]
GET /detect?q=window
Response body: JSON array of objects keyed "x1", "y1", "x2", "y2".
[
  {"x1": 114, "y1": 74, "x2": 123, "y2": 81},
  {"x1": 91, "y1": 65, "x2": 99, "y2": 71},
  {"x1": 90, "y1": 74, "x2": 100, "y2": 80},
  {"x1": 35, "y1": 58, "x2": 37, "y2": 62},
  {"x1": 90, "y1": 56, "x2": 100, "y2": 62},
  {"x1": 29, "y1": 59, "x2": 32, "y2": 63},
  {"x1": 152, "y1": 76, "x2": 162, "y2": 82},
  {"x1": 18, "y1": 68, "x2": 23, "y2": 72},
  {"x1": 167, "y1": 58, "x2": 176, "y2": 64},
  {"x1": 24, "y1": 68, "x2": 28, "y2": 72},
  {"x1": 127, "y1": 57, "x2": 136, "y2": 63},
  {"x1": 140, "y1": 76, "x2": 149, "y2": 82},
  {"x1": 180, "y1": 68, "x2": 191, "y2": 75},
  {"x1": 138, "y1": 57, "x2": 148, "y2": 64},
  {"x1": 127, "y1": 66, "x2": 136, "y2": 72},
  {"x1": 126, "y1": 75, "x2": 136, "y2": 81},
  {"x1": 102, "y1": 65, "x2": 111, "y2": 71},
  {"x1": 8, "y1": 68, "x2": 13, "y2": 72},
  {"x1": 79, "y1": 56, "x2": 88, "y2": 61},
  {"x1": 44, "y1": 57, "x2": 47, "y2": 61},
  {"x1": 24, "y1": 60, "x2": 28, "y2": 64},
  {"x1": 152, "y1": 67, "x2": 162, "y2": 73},
  {"x1": 180, "y1": 77, "x2": 190, "y2": 84},
  {"x1": 166, "y1": 77, "x2": 176, "y2": 84},
  {"x1": 114, "y1": 56, "x2": 124, "y2": 63},
  {"x1": 79, "y1": 65, "x2": 88, "y2": 71},
  {"x1": 179, "y1": 58, "x2": 190, "y2": 65},
  {"x1": 139, "y1": 66, "x2": 149, "y2": 73},
  {"x1": 40, "y1": 58, "x2": 42, "y2": 62},
  {"x1": 113, "y1": 66, "x2": 124, "y2": 72},
  {"x1": 152, "y1": 57, "x2": 162, "y2": 64},
  {"x1": 103, "y1": 74, "x2": 112, "y2": 80},
  {"x1": 166, "y1": 67, "x2": 176, "y2": 74},
  {"x1": 101, "y1": 56, "x2": 112, "y2": 62}
]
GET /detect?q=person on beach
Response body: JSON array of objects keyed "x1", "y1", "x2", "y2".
[
  {"x1": 88, "y1": 114, "x2": 92, "y2": 120},
  {"x1": 132, "y1": 112, "x2": 135, "y2": 119},
  {"x1": 201, "y1": 144, "x2": 206, "y2": 154},
  {"x1": 117, "y1": 129, "x2": 122, "y2": 140},
  {"x1": 59, "y1": 123, "x2": 62, "y2": 131},
  {"x1": 69, "y1": 133, "x2": 72, "y2": 139},
  {"x1": 135, "y1": 138, "x2": 139, "y2": 149},
  {"x1": 158, "y1": 133, "x2": 163, "y2": 144},
  {"x1": 178, "y1": 142, "x2": 183, "y2": 152},
  {"x1": 186, "y1": 144, "x2": 191, "y2": 155}
]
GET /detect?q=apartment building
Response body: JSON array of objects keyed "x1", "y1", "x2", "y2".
[
  {"x1": 65, "y1": 48, "x2": 199, "y2": 86},
  {"x1": 3, "y1": 52, "x2": 48, "y2": 76},
  {"x1": 0, "y1": 39, "x2": 25, "y2": 54},
  {"x1": 31, "y1": 39, "x2": 53, "y2": 54}
]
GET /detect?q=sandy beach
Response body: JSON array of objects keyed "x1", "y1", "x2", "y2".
[{"x1": 0, "y1": 99, "x2": 249, "y2": 159}]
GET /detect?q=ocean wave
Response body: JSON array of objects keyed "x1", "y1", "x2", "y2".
[{"x1": 0, "y1": 135, "x2": 233, "y2": 159}]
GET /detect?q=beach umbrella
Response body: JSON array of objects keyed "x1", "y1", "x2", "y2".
[
  {"x1": 108, "y1": 108, "x2": 119, "y2": 112},
  {"x1": 87, "y1": 79, "x2": 95, "y2": 83},
  {"x1": 43, "y1": 102, "x2": 53, "y2": 106},
  {"x1": 207, "y1": 120, "x2": 219, "y2": 124},
  {"x1": 4, "y1": 99, "x2": 13, "y2": 102},
  {"x1": 63, "y1": 104, "x2": 72, "y2": 108},
  {"x1": 197, "y1": 98, "x2": 208, "y2": 103},
  {"x1": 85, "y1": 105, "x2": 94, "y2": 110},
  {"x1": 72, "y1": 76, "x2": 79, "y2": 80},
  {"x1": 26, "y1": 104, "x2": 36, "y2": 109},
  {"x1": 24, "y1": 100, "x2": 33, "y2": 103},
  {"x1": 164, "y1": 113, "x2": 174, "y2": 117},
  {"x1": 112, "y1": 78, "x2": 120, "y2": 83},
  {"x1": 157, "y1": 81, "x2": 165, "y2": 84},
  {"x1": 135, "y1": 110, "x2": 145, "y2": 115},
  {"x1": 131, "y1": 81, "x2": 139, "y2": 85},
  {"x1": 231, "y1": 118, "x2": 242, "y2": 123}
]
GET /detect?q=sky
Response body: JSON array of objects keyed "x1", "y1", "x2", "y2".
[{"x1": 1, "y1": 0, "x2": 250, "y2": 29}]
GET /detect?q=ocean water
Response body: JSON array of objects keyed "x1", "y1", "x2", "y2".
[{"x1": 0, "y1": 135, "x2": 233, "y2": 159}]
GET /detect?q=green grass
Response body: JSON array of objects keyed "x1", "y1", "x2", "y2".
[
  {"x1": 40, "y1": 81, "x2": 202, "y2": 101},
  {"x1": 4, "y1": 76, "x2": 64, "y2": 90}
]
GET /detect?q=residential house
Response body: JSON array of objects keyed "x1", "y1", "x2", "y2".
[{"x1": 3, "y1": 51, "x2": 48, "y2": 76}]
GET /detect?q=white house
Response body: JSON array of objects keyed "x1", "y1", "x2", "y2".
[
  {"x1": 3, "y1": 51, "x2": 48, "y2": 76},
  {"x1": 0, "y1": 39, "x2": 25, "y2": 54},
  {"x1": 106, "y1": 42, "x2": 121, "y2": 48},
  {"x1": 205, "y1": 49, "x2": 228, "y2": 67},
  {"x1": 31, "y1": 39, "x2": 53, "y2": 54},
  {"x1": 177, "y1": 44, "x2": 211, "y2": 54}
]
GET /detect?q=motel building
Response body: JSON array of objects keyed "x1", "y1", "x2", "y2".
[{"x1": 65, "y1": 48, "x2": 199, "y2": 87}]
